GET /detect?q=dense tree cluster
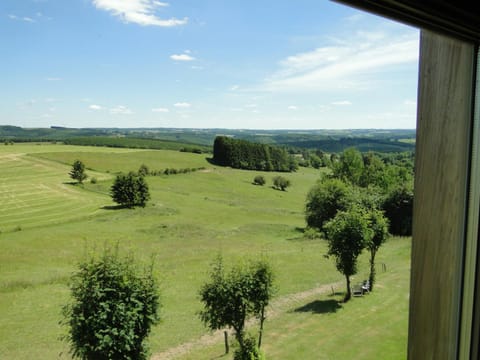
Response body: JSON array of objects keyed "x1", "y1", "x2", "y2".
[
  {"x1": 306, "y1": 148, "x2": 413, "y2": 236},
  {"x1": 305, "y1": 148, "x2": 412, "y2": 300},
  {"x1": 213, "y1": 136, "x2": 297, "y2": 172}
]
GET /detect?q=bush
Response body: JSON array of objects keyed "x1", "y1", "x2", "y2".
[
  {"x1": 272, "y1": 176, "x2": 291, "y2": 191},
  {"x1": 90, "y1": 177, "x2": 97, "y2": 184},
  {"x1": 253, "y1": 175, "x2": 266, "y2": 186},
  {"x1": 62, "y1": 247, "x2": 160, "y2": 360},
  {"x1": 233, "y1": 335, "x2": 265, "y2": 360}
]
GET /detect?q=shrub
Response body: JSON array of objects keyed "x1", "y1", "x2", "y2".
[
  {"x1": 62, "y1": 247, "x2": 160, "y2": 360},
  {"x1": 138, "y1": 164, "x2": 149, "y2": 177},
  {"x1": 272, "y1": 176, "x2": 290, "y2": 191},
  {"x1": 233, "y1": 335, "x2": 265, "y2": 360},
  {"x1": 90, "y1": 177, "x2": 97, "y2": 184},
  {"x1": 253, "y1": 175, "x2": 266, "y2": 186}
]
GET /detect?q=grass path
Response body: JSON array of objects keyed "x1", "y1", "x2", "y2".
[{"x1": 152, "y1": 281, "x2": 343, "y2": 360}]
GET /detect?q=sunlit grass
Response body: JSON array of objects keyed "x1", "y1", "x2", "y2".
[{"x1": 0, "y1": 144, "x2": 410, "y2": 359}]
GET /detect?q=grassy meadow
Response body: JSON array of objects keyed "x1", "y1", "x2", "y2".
[{"x1": 0, "y1": 143, "x2": 410, "y2": 359}]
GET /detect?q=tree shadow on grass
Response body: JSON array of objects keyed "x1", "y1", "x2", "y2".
[
  {"x1": 294, "y1": 299, "x2": 342, "y2": 314},
  {"x1": 101, "y1": 205, "x2": 126, "y2": 210}
]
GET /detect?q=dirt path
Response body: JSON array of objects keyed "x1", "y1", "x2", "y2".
[{"x1": 152, "y1": 281, "x2": 342, "y2": 360}]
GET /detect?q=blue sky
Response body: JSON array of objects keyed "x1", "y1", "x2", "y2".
[{"x1": 1, "y1": 0, "x2": 419, "y2": 129}]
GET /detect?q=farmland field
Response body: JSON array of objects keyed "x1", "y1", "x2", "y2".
[{"x1": 0, "y1": 143, "x2": 410, "y2": 359}]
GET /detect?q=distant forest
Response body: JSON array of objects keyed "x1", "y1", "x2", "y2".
[
  {"x1": 0, "y1": 125, "x2": 415, "y2": 154},
  {"x1": 213, "y1": 136, "x2": 297, "y2": 172}
]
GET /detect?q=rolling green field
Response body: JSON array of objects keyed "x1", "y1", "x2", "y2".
[{"x1": 0, "y1": 143, "x2": 410, "y2": 359}]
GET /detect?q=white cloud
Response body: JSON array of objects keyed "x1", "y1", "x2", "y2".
[
  {"x1": 89, "y1": 104, "x2": 103, "y2": 110},
  {"x1": 46, "y1": 77, "x2": 62, "y2": 81},
  {"x1": 264, "y1": 28, "x2": 419, "y2": 92},
  {"x1": 404, "y1": 99, "x2": 417, "y2": 106},
  {"x1": 92, "y1": 0, "x2": 187, "y2": 27},
  {"x1": 288, "y1": 105, "x2": 298, "y2": 110},
  {"x1": 170, "y1": 54, "x2": 195, "y2": 61},
  {"x1": 230, "y1": 85, "x2": 240, "y2": 91},
  {"x1": 174, "y1": 102, "x2": 191, "y2": 108},
  {"x1": 110, "y1": 105, "x2": 133, "y2": 115},
  {"x1": 332, "y1": 100, "x2": 352, "y2": 106},
  {"x1": 152, "y1": 107, "x2": 169, "y2": 112},
  {"x1": 8, "y1": 14, "x2": 37, "y2": 22}
]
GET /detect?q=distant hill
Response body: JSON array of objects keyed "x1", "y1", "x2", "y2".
[{"x1": 0, "y1": 126, "x2": 415, "y2": 153}]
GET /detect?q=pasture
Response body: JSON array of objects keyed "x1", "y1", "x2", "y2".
[{"x1": 0, "y1": 143, "x2": 410, "y2": 359}]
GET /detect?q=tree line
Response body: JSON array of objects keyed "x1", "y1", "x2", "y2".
[{"x1": 213, "y1": 136, "x2": 298, "y2": 172}]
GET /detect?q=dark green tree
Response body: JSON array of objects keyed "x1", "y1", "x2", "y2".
[
  {"x1": 324, "y1": 208, "x2": 371, "y2": 302},
  {"x1": 366, "y1": 209, "x2": 390, "y2": 291},
  {"x1": 62, "y1": 247, "x2": 160, "y2": 360},
  {"x1": 70, "y1": 160, "x2": 87, "y2": 184},
  {"x1": 111, "y1": 172, "x2": 150, "y2": 208},
  {"x1": 382, "y1": 185, "x2": 413, "y2": 236},
  {"x1": 305, "y1": 178, "x2": 351, "y2": 231}
]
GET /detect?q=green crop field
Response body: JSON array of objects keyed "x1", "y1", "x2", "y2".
[{"x1": 0, "y1": 143, "x2": 410, "y2": 359}]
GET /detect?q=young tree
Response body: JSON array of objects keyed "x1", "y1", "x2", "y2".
[
  {"x1": 250, "y1": 259, "x2": 274, "y2": 349},
  {"x1": 62, "y1": 247, "x2": 160, "y2": 360},
  {"x1": 366, "y1": 209, "x2": 390, "y2": 291},
  {"x1": 70, "y1": 160, "x2": 87, "y2": 184},
  {"x1": 199, "y1": 256, "x2": 274, "y2": 359},
  {"x1": 111, "y1": 172, "x2": 150, "y2": 208},
  {"x1": 324, "y1": 208, "x2": 371, "y2": 302}
]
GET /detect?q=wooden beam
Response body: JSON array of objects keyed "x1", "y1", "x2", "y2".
[{"x1": 409, "y1": 30, "x2": 475, "y2": 359}]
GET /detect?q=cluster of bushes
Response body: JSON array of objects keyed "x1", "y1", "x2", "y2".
[
  {"x1": 253, "y1": 175, "x2": 291, "y2": 191},
  {"x1": 179, "y1": 146, "x2": 204, "y2": 154},
  {"x1": 137, "y1": 164, "x2": 206, "y2": 177},
  {"x1": 213, "y1": 136, "x2": 297, "y2": 172}
]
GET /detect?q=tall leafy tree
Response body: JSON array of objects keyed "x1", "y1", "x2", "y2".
[
  {"x1": 70, "y1": 160, "x2": 87, "y2": 184},
  {"x1": 366, "y1": 209, "x2": 390, "y2": 291},
  {"x1": 324, "y1": 208, "x2": 371, "y2": 302}
]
